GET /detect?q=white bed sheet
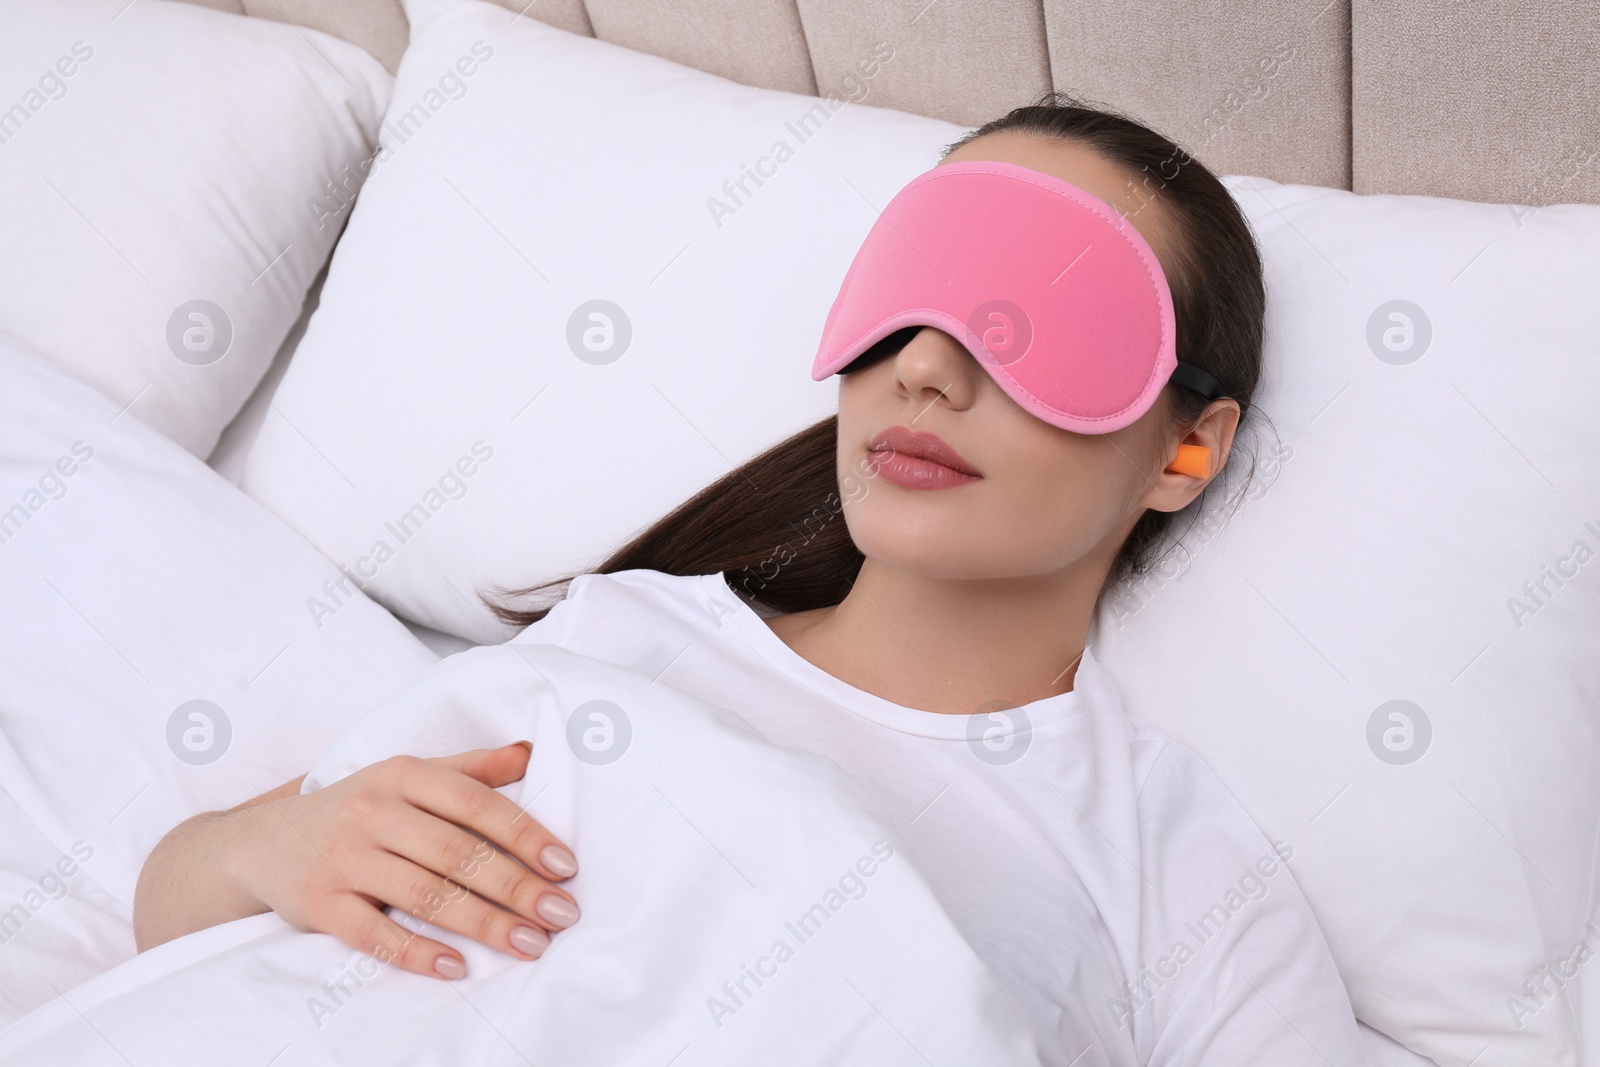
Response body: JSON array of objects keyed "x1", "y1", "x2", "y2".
[
  {"x1": 1359, "y1": 1026, "x2": 1437, "y2": 1067},
  {"x1": 1, "y1": 640, "x2": 1044, "y2": 1067}
]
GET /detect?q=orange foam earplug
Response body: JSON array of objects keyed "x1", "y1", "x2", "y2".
[{"x1": 1166, "y1": 443, "x2": 1211, "y2": 478}]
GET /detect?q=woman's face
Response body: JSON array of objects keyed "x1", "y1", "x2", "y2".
[{"x1": 835, "y1": 130, "x2": 1223, "y2": 583}]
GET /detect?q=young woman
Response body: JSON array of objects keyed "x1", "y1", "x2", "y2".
[{"x1": 133, "y1": 94, "x2": 1366, "y2": 1064}]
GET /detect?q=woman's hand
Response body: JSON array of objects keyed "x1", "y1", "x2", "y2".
[
  {"x1": 134, "y1": 742, "x2": 578, "y2": 981},
  {"x1": 235, "y1": 742, "x2": 579, "y2": 979}
]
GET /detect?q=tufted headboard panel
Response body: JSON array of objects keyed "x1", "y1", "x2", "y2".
[{"x1": 183, "y1": 0, "x2": 1600, "y2": 205}]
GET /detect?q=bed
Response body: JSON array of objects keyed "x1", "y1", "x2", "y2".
[{"x1": 1, "y1": 0, "x2": 1597, "y2": 1064}]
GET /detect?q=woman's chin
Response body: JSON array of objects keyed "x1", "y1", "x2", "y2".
[{"x1": 851, "y1": 532, "x2": 1020, "y2": 583}]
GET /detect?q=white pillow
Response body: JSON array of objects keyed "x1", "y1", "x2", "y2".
[
  {"x1": 1093, "y1": 178, "x2": 1600, "y2": 1067},
  {"x1": 239, "y1": 0, "x2": 965, "y2": 644},
  {"x1": 0, "y1": 0, "x2": 391, "y2": 457},
  {"x1": 0, "y1": 334, "x2": 437, "y2": 1020}
]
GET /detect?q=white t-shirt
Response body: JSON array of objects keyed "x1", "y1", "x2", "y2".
[{"x1": 518, "y1": 568, "x2": 1369, "y2": 1067}]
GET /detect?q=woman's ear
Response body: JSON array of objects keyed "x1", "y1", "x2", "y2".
[{"x1": 1159, "y1": 398, "x2": 1240, "y2": 495}]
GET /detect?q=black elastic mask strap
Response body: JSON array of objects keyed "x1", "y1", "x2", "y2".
[{"x1": 1169, "y1": 360, "x2": 1225, "y2": 401}]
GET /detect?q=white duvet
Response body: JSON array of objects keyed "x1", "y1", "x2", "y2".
[{"x1": 0, "y1": 639, "x2": 1042, "y2": 1066}]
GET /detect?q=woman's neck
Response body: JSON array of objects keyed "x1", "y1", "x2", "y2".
[{"x1": 763, "y1": 558, "x2": 1092, "y2": 716}]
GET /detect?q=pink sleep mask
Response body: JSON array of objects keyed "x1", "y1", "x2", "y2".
[{"x1": 810, "y1": 159, "x2": 1223, "y2": 434}]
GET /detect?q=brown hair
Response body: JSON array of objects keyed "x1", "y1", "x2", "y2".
[{"x1": 485, "y1": 91, "x2": 1267, "y2": 628}]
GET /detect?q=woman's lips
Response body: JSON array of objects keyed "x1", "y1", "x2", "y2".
[{"x1": 866, "y1": 425, "x2": 981, "y2": 489}]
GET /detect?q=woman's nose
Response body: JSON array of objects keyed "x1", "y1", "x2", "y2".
[{"x1": 892, "y1": 327, "x2": 980, "y2": 413}]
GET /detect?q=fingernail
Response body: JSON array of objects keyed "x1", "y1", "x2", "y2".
[
  {"x1": 509, "y1": 924, "x2": 550, "y2": 958},
  {"x1": 433, "y1": 955, "x2": 467, "y2": 980},
  {"x1": 512, "y1": 740, "x2": 533, "y2": 754},
  {"x1": 535, "y1": 894, "x2": 580, "y2": 928},
  {"x1": 540, "y1": 843, "x2": 578, "y2": 878}
]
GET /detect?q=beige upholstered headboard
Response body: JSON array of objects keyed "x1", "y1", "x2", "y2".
[{"x1": 186, "y1": 0, "x2": 1600, "y2": 207}]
